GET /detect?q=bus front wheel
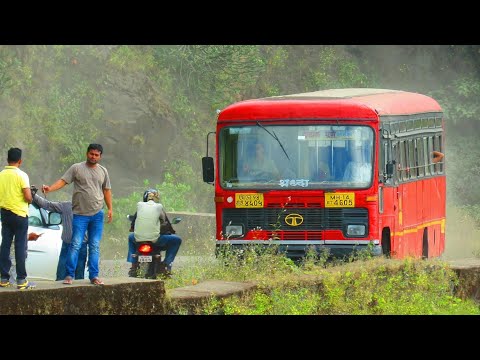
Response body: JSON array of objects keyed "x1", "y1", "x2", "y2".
[{"x1": 381, "y1": 228, "x2": 391, "y2": 258}]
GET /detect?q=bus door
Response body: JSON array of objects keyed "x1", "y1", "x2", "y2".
[{"x1": 385, "y1": 140, "x2": 401, "y2": 256}]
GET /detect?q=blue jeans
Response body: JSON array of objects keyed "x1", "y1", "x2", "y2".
[
  {"x1": 56, "y1": 241, "x2": 88, "y2": 281},
  {"x1": 127, "y1": 232, "x2": 182, "y2": 271},
  {"x1": 66, "y1": 210, "x2": 104, "y2": 280},
  {"x1": 0, "y1": 209, "x2": 29, "y2": 282}
]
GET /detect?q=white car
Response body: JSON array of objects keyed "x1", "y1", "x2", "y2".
[{"x1": 0, "y1": 203, "x2": 63, "y2": 281}]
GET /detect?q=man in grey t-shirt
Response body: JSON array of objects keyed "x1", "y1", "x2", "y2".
[{"x1": 42, "y1": 143, "x2": 113, "y2": 285}]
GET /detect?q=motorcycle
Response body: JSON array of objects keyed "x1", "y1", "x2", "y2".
[{"x1": 127, "y1": 214, "x2": 181, "y2": 279}]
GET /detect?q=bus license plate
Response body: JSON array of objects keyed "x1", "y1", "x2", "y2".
[
  {"x1": 325, "y1": 192, "x2": 355, "y2": 208},
  {"x1": 138, "y1": 255, "x2": 152, "y2": 263},
  {"x1": 235, "y1": 193, "x2": 264, "y2": 208}
]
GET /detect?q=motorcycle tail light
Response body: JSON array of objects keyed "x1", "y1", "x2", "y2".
[{"x1": 138, "y1": 244, "x2": 153, "y2": 254}]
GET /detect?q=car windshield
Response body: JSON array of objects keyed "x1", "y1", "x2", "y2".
[{"x1": 28, "y1": 204, "x2": 44, "y2": 227}]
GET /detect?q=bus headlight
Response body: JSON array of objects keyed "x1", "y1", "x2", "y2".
[
  {"x1": 226, "y1": 225, "x2": 243, "y2": 237},
  {"x1": 347, "y1": 224, "x2": 366, "y2": 236}
]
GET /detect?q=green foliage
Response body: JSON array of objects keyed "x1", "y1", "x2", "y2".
[
  {"x1": 306, "y1": 47, "x2": 370, "y2": 90},
  {"x1": 162, "y1": 156, "x2": 213, "y2": 212},
  {"x1": 0, "y1": 47, "x2": 21, "y2": 96},
  {"x1": 156, "y1": 173, "x2": 194, "y2": 212},
  {"x1": 431, "y1": 77, "x2": 480, "y2": 126},
  {"x1": 154, "y1": 45, "x2": 265, "y2": 108},
  {"x1": 0, "y1": 45, "x2": 107, "y2": 180},
  {"x1": 171, "y1": 254, "x2": 480, "y2": 315},
  {"x1": 45, "y1": 81, "x2": 102, "y2": 169},
  {"x1": 109, "y1": 46, "x2": 156, "y2": 73},
  {"x1": 219, "y1": 288, "x2": 321, "y2": 315}
]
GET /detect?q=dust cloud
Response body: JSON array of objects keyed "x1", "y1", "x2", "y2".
[{"x1": 444, "y1": 206, "x2": 480, "y2": 260}]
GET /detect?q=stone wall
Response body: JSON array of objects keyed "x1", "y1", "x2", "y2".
[
  {"x1": 0, "y1": 278, "x2": 166, "y2": 315},
  {"x1": 168, "y1": 211, "x2": 216, "y2": 254}
]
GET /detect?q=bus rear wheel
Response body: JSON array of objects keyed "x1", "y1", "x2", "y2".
[{"x1": 422, "y1": 228, "x2": 429, "y2": 259}]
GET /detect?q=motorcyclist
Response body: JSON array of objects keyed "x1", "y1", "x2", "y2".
[{"x1": 127, "y1": 189, "x2": 182, "y2": 278}]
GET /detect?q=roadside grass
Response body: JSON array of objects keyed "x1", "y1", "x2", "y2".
[{"x1": 164, "y1": 245, "x2": 480, "y2": 315}]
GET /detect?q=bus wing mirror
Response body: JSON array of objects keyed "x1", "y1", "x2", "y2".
[
  {"x1": 202, "y1": 156, "x2": 214, "y2": 183},
  {"x1": 386, "y1": 161, "x2": 395, "y2": 178}
]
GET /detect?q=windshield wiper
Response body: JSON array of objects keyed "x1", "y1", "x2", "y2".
[{"x1": 256, "y1": 121, "x2": 290, "y2": 161}]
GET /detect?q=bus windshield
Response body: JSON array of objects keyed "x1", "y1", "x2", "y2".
[{"x1": 219, "y1": 124, "x2": 374, "y2": 190}]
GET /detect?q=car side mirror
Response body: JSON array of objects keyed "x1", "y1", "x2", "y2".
[{"x1": 48, "y1": 212, "x2": 62, "y2": 225}]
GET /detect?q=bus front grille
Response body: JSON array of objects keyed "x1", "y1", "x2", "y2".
[{"x1": 223, "y1": 208, "x2": 368, "y2": 234}]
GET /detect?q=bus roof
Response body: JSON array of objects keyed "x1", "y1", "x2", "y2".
[{"x1": 218, "y1": 88, "x2": 443, "y2": 122}]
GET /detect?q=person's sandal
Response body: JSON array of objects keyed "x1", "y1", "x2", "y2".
[
  {"x1": 90, "y1": 277, "x2": 105, "y2": 285},
  {"x1": 63, "y1": 276, "x2": 73, "y2": 285}
]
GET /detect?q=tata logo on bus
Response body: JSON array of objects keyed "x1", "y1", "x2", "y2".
[{"x1": 284, "y1": 213, "x2": 304, "y2": 227}]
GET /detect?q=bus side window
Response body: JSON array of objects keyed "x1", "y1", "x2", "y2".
[
  {"x1": 416, "y1": 138, "x2": 425, "y2": 177},
  {"x1": 392, "y1": 142, "x2": 399, "y2": 183},
  {"x1": 423, "y1": 137, "x2": 430, "y2": 176},
  {"x1": 434, "y1": 135, "x2": 444, "y2": 174},
  {"x1": 399, "y1": 141, "x2": 408, "y2": 182},
  {"x1": 408, "y1": 139, "x2": 415, "y2": 180},
  {"x1": 427, "y1": 136, "x2": 435, "y2": 174}
]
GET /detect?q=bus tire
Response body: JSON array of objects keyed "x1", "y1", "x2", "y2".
[
  {"x1": 381, "y1": 228, "x2": 391, "y2": 258},
  {"x1": 422, "y1": 228, "x2": 429, "y2": 259}
]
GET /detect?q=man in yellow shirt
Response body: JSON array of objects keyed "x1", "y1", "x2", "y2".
[{"x1": 0, "y1": 148, "x2": 35, "y2": 290}]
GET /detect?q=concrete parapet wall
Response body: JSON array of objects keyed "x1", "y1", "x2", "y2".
[
  {"x1": 166, "y1": 280, "x2": 257, "y2": 314},
  {"x1": 168, "y1": 211, "x2": 216, "y2": 253},
  {"x1": 0, "y1": 278, "x2": 166, "y2": 315},
  {"x1": 448, "y1": 259, "x2": 480, "y2": 304}
]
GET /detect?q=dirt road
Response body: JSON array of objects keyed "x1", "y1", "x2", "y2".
[{"x1": 99, "y1": 255, "x2": 218, "y2": 278}]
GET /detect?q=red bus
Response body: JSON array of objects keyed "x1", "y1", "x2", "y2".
[{"x1": 202, "y1": 88, "x2": 446, "y2": 260}]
